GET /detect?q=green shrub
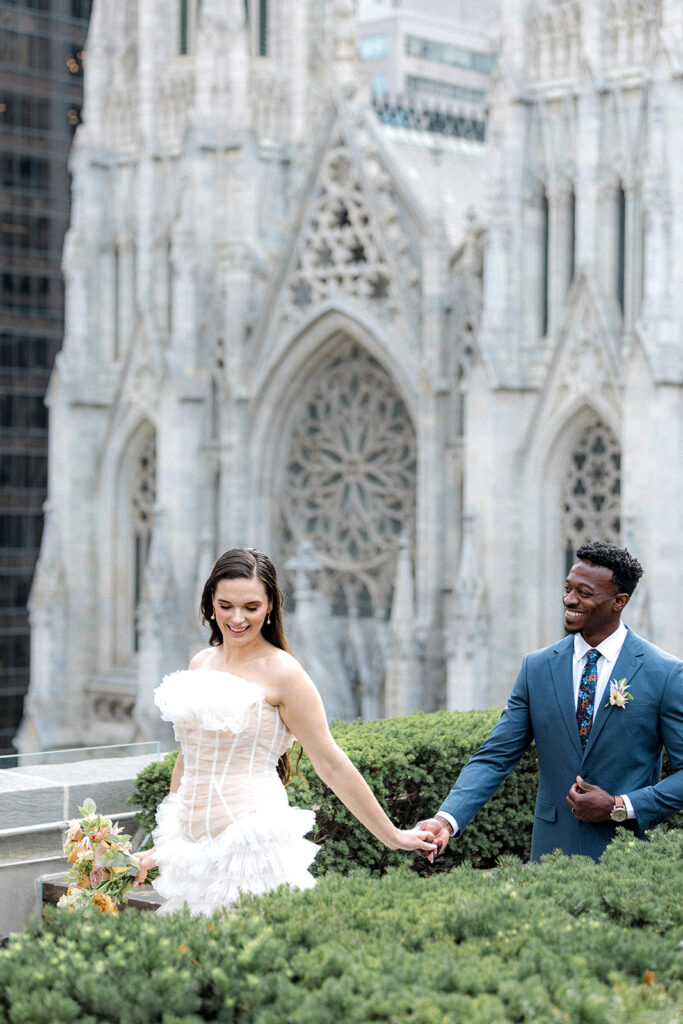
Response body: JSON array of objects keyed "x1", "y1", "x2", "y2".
[
  {"x1": 1, "y1": 830, "x2": 682, "y2": 1024},
  {"x1": 129, "y1": 708, "x2": 680, "y2": 874},
  {"x1": 289, "y1": 710, "x2": 539, "y2": 874},
  {"x1": 126, "y1": 748, "x2": 179, "y2": 838}
]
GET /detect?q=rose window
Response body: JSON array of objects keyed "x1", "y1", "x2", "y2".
[
  {"x1": 562, "y1": 418, "x2": 620, "y2": 572},
  {"x1": 280, "y1": 341, "x2": 416, "y2": 617}
]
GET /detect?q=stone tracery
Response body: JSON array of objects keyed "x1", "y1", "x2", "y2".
[
  {"x1": 284, "y1": 139, "x2": 407, "y2": 326},
  {"x1": 561, "y1": 417, "x2": 621, "y2": 571},
  {"x1": 279, "y1": 340, "x2": 416, "y2": 618}
]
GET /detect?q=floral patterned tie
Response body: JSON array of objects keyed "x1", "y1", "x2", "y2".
[{"x1": 576, "y1": 648, "x2": 600, "y2": 750}]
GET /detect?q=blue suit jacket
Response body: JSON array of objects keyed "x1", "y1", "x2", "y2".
[{"x1": 438, "y1": 629, "x2": 683, "y2": 861}]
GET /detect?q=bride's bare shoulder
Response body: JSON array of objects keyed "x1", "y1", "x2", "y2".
[
  {"x1": 189, "y1": 647, "x2": 217, "y2": 670},
  {"x1": 266, "y1": 648, "x2": 313, "y2": 693}
]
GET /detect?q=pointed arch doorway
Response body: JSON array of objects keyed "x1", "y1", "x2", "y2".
[{"x1": 276, "y1": 335, "x2": 417, "y2": 715}]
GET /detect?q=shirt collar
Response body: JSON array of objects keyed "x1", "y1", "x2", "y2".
[{"x1": 573, "y1": 621, "x2": 628, "y2": 664}]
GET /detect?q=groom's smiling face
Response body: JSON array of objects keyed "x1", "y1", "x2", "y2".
[{"x1": 563, "y1": 561, "x2": 629, "y2": 645}]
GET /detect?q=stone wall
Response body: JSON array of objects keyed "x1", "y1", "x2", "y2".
[{"x1": 0, "y1": 753, "x2": 162, "y2": 937}]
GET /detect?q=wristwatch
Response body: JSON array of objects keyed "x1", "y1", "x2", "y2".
[{"x1": 609, "y1": 795, "x2": 628, "y2": 823}]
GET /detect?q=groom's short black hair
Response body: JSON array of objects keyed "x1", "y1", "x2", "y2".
[{"x1": 575, "y1": 541, "x2": 644, "y2": 596}]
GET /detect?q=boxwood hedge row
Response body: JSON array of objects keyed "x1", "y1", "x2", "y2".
[
  {"x1": 128, "y1": 707, "x2": 681, "y2": 875},
  {"x1": 1, "y1": 830, "x2": 682, "y2": 1024}
]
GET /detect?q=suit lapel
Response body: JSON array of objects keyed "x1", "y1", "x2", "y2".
[
  {"x1": 549, "y1": 638, "x2": 583, "y2": 756},
  {"x1": 583, "y1": 630, "x2": 645, "y2": 758}
]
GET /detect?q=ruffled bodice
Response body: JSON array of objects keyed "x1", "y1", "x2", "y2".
[
  {"x1": 154, "y1": 669, "x2": 294, "y2": 841},
  {"x1": 151, "y1": 668, "x2": 318, "y2": 915}
]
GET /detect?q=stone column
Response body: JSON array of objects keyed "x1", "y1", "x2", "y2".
[
  {"x1": 169, "y1": 225, "x2": 197, "y2": 374},
  {"x1": 384, "y1": 538, "x2": 418, "y2": 717},
  {"x1": 134, "y1": 507, "x2": 178, "y2": 744},
  {"x1": 116, "y1": 232, "x2": 136, "y2": 359},
  {"x1": 285, "y1": 543, "x2": 353, "y2": 721},
  {"x1": 547, "y1": 181, "x2": 573, "y2": 335},
  {"x1": 446, "y1": 513, "x2": 490, "y2": 711}
]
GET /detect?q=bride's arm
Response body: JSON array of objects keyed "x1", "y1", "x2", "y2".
[
  {"x1": 275, "y1": 664, "x2": 435, "y2": 853},
  {"x1": 169, "y1": 749, "x2": 184, "y2": 793},
  {"x1": 135, "y1": 748, "x2": 185, "y2": 882}
]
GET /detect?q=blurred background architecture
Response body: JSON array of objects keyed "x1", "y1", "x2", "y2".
[
  {"x1": 0, "y1": 0, "x2": 93, "y2": 753},
  {"x1": 4, "y1": 0, "x2": 682, "y2": 754},
  {"x1": 356, "y1": 0, "x2": 498, "y2": 135}
]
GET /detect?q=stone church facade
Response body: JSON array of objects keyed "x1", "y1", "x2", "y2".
[{"x1": 17, "y1": 0, "x2": 683, "y2": 751}]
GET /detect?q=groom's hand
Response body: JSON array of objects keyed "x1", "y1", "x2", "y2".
[
  {"x1": 565, "y1": 776, "x2": 614, "y2": 822},
  {"x1": 415, "y1": 817, "x2": 452, "y2": 862}
]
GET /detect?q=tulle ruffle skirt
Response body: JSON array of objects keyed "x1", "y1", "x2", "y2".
[{"x1": 151, "y1": 791, "x2": 319, "y2": 915}]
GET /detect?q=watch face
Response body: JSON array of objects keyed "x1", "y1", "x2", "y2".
[{"x1": 611, "y1": 808, "x2": 628, "y2": 822}]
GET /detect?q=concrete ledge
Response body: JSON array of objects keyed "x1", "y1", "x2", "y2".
[
  {"x1": 0, "y1": 751, "x2": 164, "y2": 937},
  {"x1": 40, "y1": 872, "x2": 163, "y2": 913}
]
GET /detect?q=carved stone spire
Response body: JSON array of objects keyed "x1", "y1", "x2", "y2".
[
  {"x1": 446, "y1": 513, "x2": 490, "y2": 711},
  {"x1": 384, "y1": 537, "x2": 419, "y2": 717}
]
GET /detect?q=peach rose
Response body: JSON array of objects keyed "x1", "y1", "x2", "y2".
[{"x1": 93, "y1": 892, "x2": 118, "y2": 914}]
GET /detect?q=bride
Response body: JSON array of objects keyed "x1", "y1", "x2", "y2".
[{"x1": 137, "y1": 547, "x2": 436, "y2": 914}]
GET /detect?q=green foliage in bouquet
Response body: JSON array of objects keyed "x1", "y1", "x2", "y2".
[
  {"x1": 1, "y1": 830, "x2": 682, "y2": 1024},
  {"x1": 59, "y1": 798, "x2": 144, "y2": 913}
]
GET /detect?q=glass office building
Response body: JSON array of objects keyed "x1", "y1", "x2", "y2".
[{"x1": 0, "y1": 0, "x2": 93, "y2": 753}]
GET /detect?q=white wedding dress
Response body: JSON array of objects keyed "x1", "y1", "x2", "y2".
[{"x1": 151, "y1": 669, "x2": 319, "y2": 915}]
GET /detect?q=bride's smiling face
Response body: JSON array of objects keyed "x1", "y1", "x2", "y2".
[{"x1": 212, "y1": 577, "x2": 271, "y2": 644}]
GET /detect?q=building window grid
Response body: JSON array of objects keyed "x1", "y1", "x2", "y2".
[
  {"x1": 0, "y1": 3, "x2": 91, "y2": 753},
  {"x1": 405, "y1": 74, "x2": 486, "y2": 106},
  {"x1": 404, "y1": 34, "x2": 497, "y2": 74}
]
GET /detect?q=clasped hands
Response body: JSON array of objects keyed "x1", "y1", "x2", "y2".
[
  {"x1": 565, "y1": 775, "x2": 616, "y2": 821},
  {"x1": 415, "y1": 776, "x2": 617, "y2": 863}
]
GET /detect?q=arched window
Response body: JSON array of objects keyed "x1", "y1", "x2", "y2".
[
  {"x1": 567, "y1": 187, "x2": 576, "y2": 288},
  {"x1": 115, "y1": 425, "x2": 156, "y2": 661},
  {"x1": 131, "y1": 432, "x2": 156, "y2": 650},
  {"x1": 258, "y1": 0, "x2": 268, "y2": 56},
  {"x1": 541, "y1": 187, "x2": 549, "y2": 335},
  {"x1": 279, "y1": 339, "x2": 417, "y2": 619},
  {"x1": 179, "y1": 0, "x2": 202, "y2": 55},
  {"x1": 561, "y1": 417, "x2": 620, "y2": 574},
  {"x1": 616, "y1": 182, "x2": 626, "y2": 314},
  {"x1": 179, "y1": 0, "x2": 189, "y2": 54}
]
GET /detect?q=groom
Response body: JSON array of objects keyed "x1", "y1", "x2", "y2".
[{"x1": 420, "y1": 541, "x2": 683, "y2": 862}]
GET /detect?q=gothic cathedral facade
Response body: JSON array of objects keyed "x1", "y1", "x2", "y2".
[{"x1": 18, "y1": 0, "x2": 683, "y2": 750}]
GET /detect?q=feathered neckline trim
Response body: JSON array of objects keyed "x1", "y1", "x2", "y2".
[{"x1": 154, "y1": 668, "x2": 271, "y2": 733}]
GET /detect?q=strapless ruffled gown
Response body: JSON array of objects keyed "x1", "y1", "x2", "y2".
[{"x1": 151, "y1": 669, "x2": 319, "y2": 915}]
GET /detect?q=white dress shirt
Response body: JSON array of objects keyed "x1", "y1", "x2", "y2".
[
  {"x1": 572, "y1": 621, "x2": 628, "y2": 715},
  {"x1": 437, "y1": 623, "x2": 634, "y2": 837}
]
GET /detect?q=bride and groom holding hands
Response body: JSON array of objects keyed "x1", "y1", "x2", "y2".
[{"x1": 137, "y1": 542, "x2": 683, "y2": 915}]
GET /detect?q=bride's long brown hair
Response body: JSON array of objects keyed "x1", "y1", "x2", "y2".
[{"x1": 199, "y1": 547, "x2": 302, "y2": 786}]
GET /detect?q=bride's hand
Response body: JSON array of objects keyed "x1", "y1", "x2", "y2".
[
  {"x1": 389, "y1": 826, "x2": 438, "y2": 853},
  {"x1": 133, "y1": 847, "x2": 158, "y2": 886}
]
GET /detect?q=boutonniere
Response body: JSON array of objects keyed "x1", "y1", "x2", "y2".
[{"x1": 605, "y1": 677, "x2": 634, "y2": 709}]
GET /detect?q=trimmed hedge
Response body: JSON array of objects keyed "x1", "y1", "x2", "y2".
[
  {"x1": 128, "y1": 708, "x2": 540, "y2": 871},
  {"x1": 128, "y1": 707, "x2": 682, "y2": 873},
  {"x1": 1, "y1": 831, "x2": 682, "y2": 1023}
]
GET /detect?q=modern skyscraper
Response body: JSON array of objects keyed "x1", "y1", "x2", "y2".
[{"x1": 0, "y1": 0, "x2": 93, "y2": 754}]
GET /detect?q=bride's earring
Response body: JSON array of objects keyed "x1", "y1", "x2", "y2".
[
  {"x1": 210, "y1": 613, "x2": 216, "y2": 620},
  {"x1": 266, "y1": 612, "x2": 271, "y2": 625}
]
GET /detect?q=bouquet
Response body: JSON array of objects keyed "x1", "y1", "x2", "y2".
[{"x1": 57, "y1": 797, "x2": 144, "y2": 913}]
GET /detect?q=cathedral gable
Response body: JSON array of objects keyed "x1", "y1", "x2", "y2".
[
  {"x1": 525, "y1": 275, "x2": 622, "y2": 450},
  {"x1": 254, "y1": 108, "x2": 422, "y2": 360}
]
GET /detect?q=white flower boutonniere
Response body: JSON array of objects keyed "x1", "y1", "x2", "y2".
[{"x1": 605, "y1": 677, "x2": 634, "y2": 709}]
